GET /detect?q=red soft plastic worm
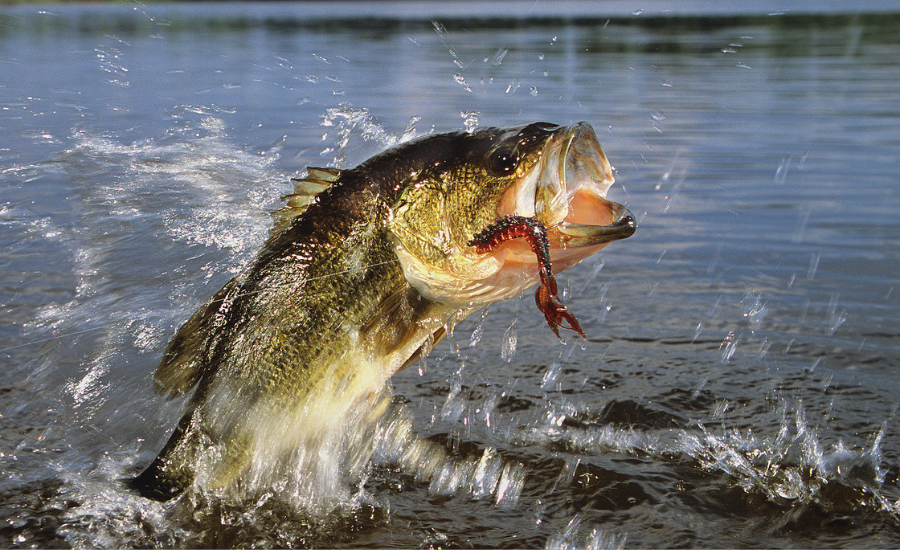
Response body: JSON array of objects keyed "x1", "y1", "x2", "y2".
[{"x1": 468, "y1": 215, "x2": 586, "y2": 339}]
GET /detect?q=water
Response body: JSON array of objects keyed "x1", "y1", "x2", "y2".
[{"x1": 2, "y1": 2, "x2": 900, "y2": 547}]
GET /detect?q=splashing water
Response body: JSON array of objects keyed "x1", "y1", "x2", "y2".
[
  {"x1": 319, "y1": 105, "x2": 402, "y2": 167},
  {"x1": 4, "y1": 6, "x2": 900, "y2": 547}
]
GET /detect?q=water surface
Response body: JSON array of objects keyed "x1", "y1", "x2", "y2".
[{"x1": 1, "y1": 2, "x2": 899, "y2": 548}]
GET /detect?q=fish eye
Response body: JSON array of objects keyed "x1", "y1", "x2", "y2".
[{"x1": 489, "y1": 147, "x2": 519, "y2": 174}]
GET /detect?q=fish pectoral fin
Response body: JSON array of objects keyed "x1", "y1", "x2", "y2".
[
  {"x1": 360, "y1": 284, "x2": 447, "y2": 373},
  {"x1": 271, "y1": 167, "x2": 344, "y2": 238},
  {"x1": 397, "y1": 326, "x2": 446, "y2": 373},
  {"x1": 154, "y1": 279, "x2": 236, "y2": 398}
]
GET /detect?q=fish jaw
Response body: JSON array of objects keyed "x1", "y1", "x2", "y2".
[{"x1": 493, "y1": 122, "x2": 635, "y2": 272}]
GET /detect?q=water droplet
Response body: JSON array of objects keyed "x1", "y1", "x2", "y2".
[
  {"x1": 453, "y1": 73, "x2": 472, "y2": 93},
  {"x1": 529, "y1": 86, "x2": 538, "y2": 96},
  {"x1": 711, "y1": 399, "x2": 730, "y2": 419},
  {"x1": 469, "y1": 324, "x2": 483, "y2": 348},
  {"x1": 495, "y1": 461, "x2": 525, "y2": 508},
  {"x1": 774, "y1": 154, "x2": 792, "y2": 183},
  {"x1": 460, "y1": 110, "x2": 480, "y2": 133},
  {"x1": 741, "y1": 291, "x2": 768, "y2": 329},
  {"x1": 758, "y1": 338, "x2": 772, "y2": 358},
  {"x1": 400, "y1": 115, "x2": 421, "y2": 142},
  {"x1": 792, "y1": 206, "x2": 811, "y2": 243},
  {"x1": 806, "y1": 358, "x2": 821, "y2": 373},
  {"x1": 692, "y1": 375, "x2": 708, "y2": 398},
  {"x1": 807, "y1": 251, "x2": 820, "y2": 281},
  {"x1": 541, "y1": 362, "x2": 562, "y2": 390},
  {"x1": 501, "y1": 322, "x2": 517, "y2": 361},
  {"x1": 827, "y1": 295, "x2": 847, "y2": 335},
  {"x1": 489, "y1": 47, "x2": 508, "y2": 65},
  {"x1": 720, "y1": 331, "x2": 739, "y2": 363}
]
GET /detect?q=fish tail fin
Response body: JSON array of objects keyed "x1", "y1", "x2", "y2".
[{"x1": 128, "y1": 411, "x2": 197, "y2": 501}]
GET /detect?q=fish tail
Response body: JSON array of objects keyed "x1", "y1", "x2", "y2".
[{"x1": 128, "y1": 411, "x2": 197, "y2": 501}]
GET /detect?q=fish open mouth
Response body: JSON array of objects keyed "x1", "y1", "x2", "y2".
[
  {"x1": 542, "y1": 122, "x2": 635, "y2": 247},
  {"x1": 502, "y1": 122, "x2": 635, "y2": 266}
]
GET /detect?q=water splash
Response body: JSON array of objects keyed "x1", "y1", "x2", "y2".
[
  {"x1": 545, "y1": 515, "x2": 626, "y2": 550},
  {"x1": 685, "y1": 409, "x2": 888, "y2": 507},
  {"x1": 461, "y1": 110, "x2": 480, "y2": 133},
  {"x1": 50, "y1": 391, "x2": 535, "y2": 548},
  {"x1": 319, "y1": 105, "x2": 401, "y2": 167},
  {"x1": 512, "y1": 396, "x2": 896, "y2": 520},
  {"x1": 16, "y1": 118, "x2": 285, "y2": 427},
  {"x1": 740, "y1": 290, "x2": 768, "y2": 329}
]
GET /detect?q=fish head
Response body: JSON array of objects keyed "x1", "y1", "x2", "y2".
[{"x1": 388, "y1": 121, "x2": 635, "y2": 309}]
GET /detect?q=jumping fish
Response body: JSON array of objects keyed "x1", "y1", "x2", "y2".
[{"x1": 130, "y1": 122, "x2": 635, "y2": 500}]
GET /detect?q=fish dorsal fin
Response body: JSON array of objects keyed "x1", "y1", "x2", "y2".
[
  {"x1": 271, "y1": 167, "x2": 344, "y2": 238},
  {"x1": 154, "y1": 279, "x2": 236, "y2": 398}
]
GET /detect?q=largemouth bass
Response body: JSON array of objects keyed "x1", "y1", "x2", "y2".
[{"x1": 130, "y1": 121, "x2": 635, "y2": 501}]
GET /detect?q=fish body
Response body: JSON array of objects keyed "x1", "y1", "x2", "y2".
[{"x1": 130, "y1": 122, "x2": 635, "y2": 501}]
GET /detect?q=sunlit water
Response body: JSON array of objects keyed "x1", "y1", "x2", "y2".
[{"x1": 2, "y1": 2, "x2": 899, "y2": 548}]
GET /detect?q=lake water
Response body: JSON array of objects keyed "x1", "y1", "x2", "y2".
[{"x1": 1, "y1": 2, "x2": 899, "y2": 548}]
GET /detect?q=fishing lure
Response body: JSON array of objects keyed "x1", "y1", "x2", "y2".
[{"x1": 469, "y1": 215, "x2": 586, "y2": 339}]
